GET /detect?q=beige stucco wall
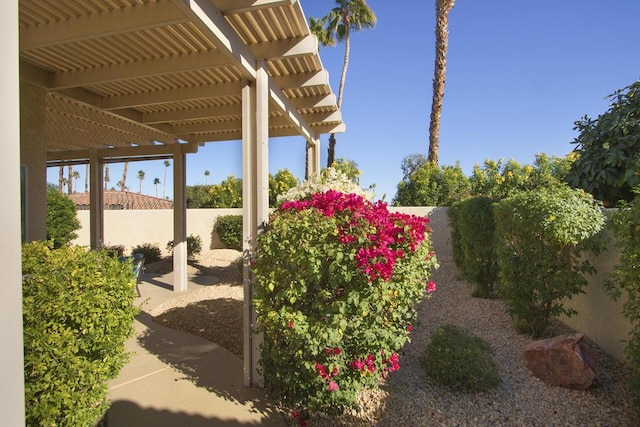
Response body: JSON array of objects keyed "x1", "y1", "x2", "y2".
[
  {"x1": 2, "y1": 0, "x2": 26, "y2": 422},
  {"x1": 560, "y1": 230, "x2": 631, "y2": 362},
  {"x1": 74, "y1": 205, "x2": 631, "y2": 362},
  {"x1": 391, "y1": 206, "x2": 452, "y2": 258},
  {"x1": 74, "y1": 208, "x2": 242, "y2": 254},
  {"x1": 20, "y1": 80, "x2": 48, "y2": 241},
  {"x1": 75, "y1": 207, "x2": 451, "y2": 257}
]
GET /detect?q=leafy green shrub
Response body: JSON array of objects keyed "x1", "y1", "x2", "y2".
[
  {"x1": 22, "y1": 242, "x2": 138, "y2": 426},
  {"x1": 103, "y1": 244, "x2": 125, "y2": 258},
  {"x1": 470, "y1": 154, "x2": 574, "y2": 199},
  {"x1": 493, "y1": 186, "x2": 605, "y2": 337},
  {"x1": 449, "y1": 196, "x2": 499, "y2": 298},
  {"x1": 447, "y1": 202, "x2": 465, "y2": 269},
  {"x1": 46, "y1": 188, "x2": 81, "y2": 248},
  {"x1": 422, "y1": 323, "x2": 501, "y2": 393},
  {"x1": 607, "y1": 187, "x2": 640, "y2": 410},
  {"x1": 567, "y1": 80, "x2": 640, "y2": 206},
  {"x1": 393, "y1": 157, "x2": 470, "y2": 206},
  {"x1": 214, "y1": 215, "x2": 243, "y2": 250},
  {"x1": 131, "y1": 242, "x2": 162, "y2": 263},
  {"x1": 253, "y1": 190, "x2": 439, "y2": 419},
  {"x1": 167, "y1": 234, "x2": 202, "y2": 259}
]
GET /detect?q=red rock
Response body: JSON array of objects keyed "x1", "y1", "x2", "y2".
[{"x1": 523, "y1": 333, "x2": 595, "y2": 390}]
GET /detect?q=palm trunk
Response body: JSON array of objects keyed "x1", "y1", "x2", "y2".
[
  {"x1": 121, "y1": 162, "x2": 129, "y2": 191},
  {"x1": 428, "y1": 0, "x2": 455, "y2": 165},
  {"x1": 58, "y1": 166, "x2": 64, "y2": 193},
  {"x1": 104, "y1": 164, "x2": 109, "y2": 190},
  {"x1": 327, "y1": 25, "x2": 351, "y2": 168},
  {"x1": 67, "y1": 165, "x2": 73, "y2": 194},
  {"x1": 163, "y1": 166, "x2": 167, "y2": 198},
  {"x1": 84, "y1": 164, "x2": 89, "y2": 192}
]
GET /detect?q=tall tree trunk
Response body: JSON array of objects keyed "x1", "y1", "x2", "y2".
[
  {"x1": 104, "y1": 164, "x2": 109, "y2": 190},
  {"x1": 58, "y1": 166, "x2": 64, "y2": 193},
  {"x1": 327, "y1": 25, "x2": 352, "y2": 167},
  {"x1": 67, "y1": 165, "x2": 73, "y2": 194},
  {"x1": 428, "y1": 0, "x2": 455, "y2": 165},
  {"x1": 84, "y1": 163, "x2": 89, "y2": 193},
  {"x1": 121, "y1": 161, "x2": 129, "y2": 191}
]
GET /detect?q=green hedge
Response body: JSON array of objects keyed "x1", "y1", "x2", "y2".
[
  {"x1": 608, "y1": 188, "x2": 640, "y2": 410},
  {"x1": 131, "y1": 242, "x2": 162, "y2": 263},
  {"x1": 167, "y1": 234, "x2": 203, "y2": 259},
  {"x1": 493, "y1": 186, "x2": 604, "y2": 336},
  {"x1": 448, "y1": 196, "x2": 499, "y2": 298},
  {"x1": 22, "y1": 242, "x2": 139, "y2": 426},
  {"x1": 214, "y1": 215, "x2": 243, "y2": 250}
]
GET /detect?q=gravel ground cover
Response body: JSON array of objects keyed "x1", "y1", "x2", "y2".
[{"x1": 148, "y1": 250, "x2": 639, "y2": 426}]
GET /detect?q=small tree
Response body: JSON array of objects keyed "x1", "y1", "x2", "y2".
[
  {"x1": 204, "y1": 170, "x2": 210, "y2": 185},
  {"x1": 493, "y1": 186, "x2": 604, "y2": 336},
  {"x1": 163, "y1": 160, "x2": 170, "y2": 198},
  {"x1": 46, "y1": 188, "x2": 81, "y2": 248},
  {"x1": 330, "y1": 157, "x2": 362, "y2": 183},
  {"x1": 137, "y1": 170, "x2": 145, "y2": 193},
  {"x1": 153, "y1": 177, "x2": 161, "y2": 197},
  {"x1": 269, "y1": 169, "x2": 299, "y2": 206},
  {"x1": 567, "y1": 80, "x2": 640, "y2": 206},
  {"x1": 393, "y1": 157, "x2": 469, "y2": 206},
  {"x1": 209, "y1": 175, "x2": 243, "y2": 208}
]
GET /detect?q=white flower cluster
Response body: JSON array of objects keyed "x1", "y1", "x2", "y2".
[{"x1": 276, "y1": 167, "x2": 375, "y2": 205}]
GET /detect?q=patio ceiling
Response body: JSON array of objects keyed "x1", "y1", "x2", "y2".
[{"x1": 19, "y1": 0, "x2": 344, "y2": 158}]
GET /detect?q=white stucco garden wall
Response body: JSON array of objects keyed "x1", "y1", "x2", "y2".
[{"x1": 73, "y1": 206, "x2": 631, "y2": 363}]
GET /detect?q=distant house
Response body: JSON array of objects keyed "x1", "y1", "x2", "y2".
[{"x1": 67, "y1": 191, "x2": 173, "y2": 210}]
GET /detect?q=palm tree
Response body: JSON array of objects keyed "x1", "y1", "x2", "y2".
[
  {"x1": 72, "y1": 170, "x2": 80, "y2": 193},
  {"x1": 104, "y1": 164, "x2": 110, "y2": 190},
  {"x1": 427, "y1": 0, "x2": 456, "y2": 165},
  {"x1": 309, "y1": 0, "x2": 376, "y2": 167},
  {"x1": 163, "y1": 160, "x2": 170, "y2": 198},
  {"x1": 121, "y1": 161, "x2": 129, "y2": 191},
  {"x1": 84, "y1": 164, "x2": 89, "y2": 192},
  {"x1": 153, "y1": 177, "x2": 161, "y2": 197},
  {"x1": 67, "y1": 165, "x2": 73, "y2": 195},
  {"x1": 137, "y1": 170, "x2": 145, "y2": 193},
  {"x1": 58, "y1": 165, "x2": 64, "y2": 192},
  {"x1": 204, "y1": 170, "x2": 210, "y2": 185}
]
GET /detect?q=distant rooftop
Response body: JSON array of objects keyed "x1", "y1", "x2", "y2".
[{"x1": 67, "y1": 191, "x2": 173, "y2": 210}]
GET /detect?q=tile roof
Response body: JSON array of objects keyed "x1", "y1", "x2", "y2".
[{"x1": 67, "y1": 191, "x2": 173, "y2": 210}]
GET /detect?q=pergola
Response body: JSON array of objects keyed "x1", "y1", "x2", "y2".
[{"x1": 2, "y1": 0, "x2": 344, "y2": 419}]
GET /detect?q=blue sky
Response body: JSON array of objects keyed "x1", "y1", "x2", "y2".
[{"x1": 48, "y1": 0, "x2": 640, "y2": 202}]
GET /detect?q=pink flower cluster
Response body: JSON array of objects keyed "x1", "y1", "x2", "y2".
[
  {"x1": 315, "y1": 347, "x2": 342, "y2": 393},
  {"x1": 280, "y1": 190, "x2": 431, "y2": 282},
  {"x1": 315, "y1": 363, "x2": 339, "y2": 392},
  {"x1": 349, "y1": 354, "x2": 376, "y2": 373},
  {"x1": 382, "y1": 352, "x2": 400, "y2": 374}
]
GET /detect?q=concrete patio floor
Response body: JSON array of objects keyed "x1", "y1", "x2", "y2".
[{"x1": 106, "y1": 272, "x2": 286, "y2": 426}]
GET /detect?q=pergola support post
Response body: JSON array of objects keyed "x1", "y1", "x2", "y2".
[
  {"x1": 242, "y1": 60, "x2": 269, "y2": 387},
  {"x1": 172, "y1": 144, "x2": 188, "y2": 292},
  {"x1": 89, "y1": 150, "x2": 104, "y2": 249},
  {"x1": 306, "y1": 137, "x2": 320, "y2": 177}
]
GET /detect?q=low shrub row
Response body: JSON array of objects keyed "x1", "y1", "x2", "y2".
[
  {"x1": 22, "y1": 242, "x2": 139, "y2": 425},
  {"x1": 449, "y1": 185, "x2": 605, "y2": 337}
]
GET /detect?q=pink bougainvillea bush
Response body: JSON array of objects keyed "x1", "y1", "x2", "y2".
[{"x1": 253, "y1": 190, "x2": 438, "y2": 420}]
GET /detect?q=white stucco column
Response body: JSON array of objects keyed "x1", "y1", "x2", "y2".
[
  {"x1": 242, "y1": 60, "x2": 269, "y2": 387},
  {"x1": 19, "y1": 82, "x2": 47, "y2": 242},
  {"x1": 89, "y1": 150, "x2": 104, "y2": 249},
  {"x1": 1, "y1": 0, "x2": 25, "y2": 424},
  {"x1": 172, "y1": 145, "x2": 188, "y2": 292},
  {"x1": 306, "y1": 137, "x2": 321, "y2": 177}
]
